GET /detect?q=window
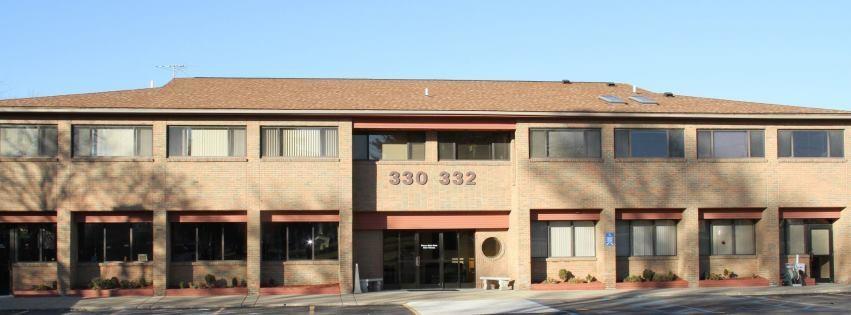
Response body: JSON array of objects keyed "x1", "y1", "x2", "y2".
[
  {"x1": 261, "y1": 127, "x2": 338, "y2": 158},
  {"x1": 438, "y1": 132, "x2": 511, "y2": 160},
  {"x1": 73, "y1": 126, "x2": 152, "y2": 157},
  {"x1": 168, "y1": 126, "x2": 246, "y2": 157},
  {"x1": 703, "y1": 220, "x2": 754, "y2": 255},
  {"x1": 697, "y1": 130, "x2": 764, "y2": 158},
  {"x1": 530, "y1": 220, "x2": 596, "y2": 258},
  {"x1": 778, "y1": 130, "x2": 844, "y2": 158},
  {"x1": 615, "y1": 129, "x2": 684, "y2": 158},
  {"x1": 170, "y1": 223, "x2": 246, "y2": 261},
  {"x1": 616, "y1": 220, "x2": 677, "y2": 256},
  {"x1": 0, "y1": 125, "x2": 57, "y2": 157},
  {"x1": 530, "y1": 129, "x2": 601, "y2": 158},
  {"x1": 261, "y1": 222, "x2": 339, "y2": 260},
  {"x1": 77, "y1": 223, "x2": 153, "y2": 262},
  {"x1": 353, "y1": 132, "x2": 425, "y2": 161},
  {"x1": 785, "y1": 219, "x2": 807, "y2": 255},
  {"x1": 481, "y1": 237, "x2": 502, "y2": 258},
  {"x1": 15, "y1": 224, "x2": 56, "y2": 262}
]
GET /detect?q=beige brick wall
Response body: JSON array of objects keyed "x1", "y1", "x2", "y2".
[
  {"x1": 74, "y1": 263, "x2": 153, "y2": 288},
  {"x1": 531, "y1": 258, "x2": 598, "y2": 283},
  {"x1": 2, "y1": 116, "x2": 851, "y2": 293},
  {"x1": 11, "y1": 262, "x2": 57, "y2": 290},
  {"x1": 260, "y1": 261, "x2": 340, "y2": 286},
  {"x1": 168, "y1": 261, "x2": 247, "y2": 287}
]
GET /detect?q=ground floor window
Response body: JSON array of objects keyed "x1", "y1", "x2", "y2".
[
  {"x1": 531, "y1": 220, "x2": 595, "y2": 258},
  {"x1": 171, "y1": 223, "x2": 246, "y2": 261},
  {"x1": 616, "y1": 220, "x2": 677, "y2": 256},
  {"x1": 700, "y1": 220, "x2": 755, "y2": 255},
  {"x1": 261, "y1": 222, "x2": 338, "y2": 260},
  {"x1": 14, "y1": 224, "x2": 56, "y2": 262},
  {"x1": 77, "y1": 223, "x2": 153, "y2": 262}
]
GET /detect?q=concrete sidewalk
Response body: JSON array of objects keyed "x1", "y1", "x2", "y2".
[{"x1": 1, "y1": 284, "x2": 849, "y2": 312}]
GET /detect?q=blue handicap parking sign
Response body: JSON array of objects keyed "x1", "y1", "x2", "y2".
[{"x1": 605, "y1": 232, "x2": 615, "y2": 246}]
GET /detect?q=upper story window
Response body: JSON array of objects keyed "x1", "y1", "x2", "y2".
[
  {"x1": 778, "y1": 130, "x2": 844, "y2": 158},
  {"x1": 615, "y1": 129, "x2": 684, "y2": 158},
  {"x1": 261, "y1": 127, "x2": 338, "y2": 158},
  {"x1": 697, "y1": 130, "x2": 764, "y2": 159},
  {"x1": 530, "y1": 128, "x2": 601, "y2": 159},
  {"x1": 168, "y1": 126, "x2": 246, "y2": 157},
  {"x1": 353, "y1": 132, "x2": 425, "y2": 161},
  {"x1": 438, "y1": 132, "x2": 511, "y2": 161},
  {"x1": 73, "y1": 126, "x2": 152, "y2": 157},
  {"x1": 0, "y1": 125, "x2": 58, "y2": 157}
]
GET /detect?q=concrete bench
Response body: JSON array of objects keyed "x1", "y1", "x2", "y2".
[
  {"x1": 480, "y1": 276, "x2": 512, "y2": 290},
  {"x1": 359, "y1": 278, "x2": 383, "y2": 292}
]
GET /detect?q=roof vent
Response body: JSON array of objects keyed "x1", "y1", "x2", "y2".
[
  {"x1": 664, "y1": 92, "x2": 675, "y2": 97},
  {"x1": 629, "y1": 95, "x2": 658, "y2": 105},
  {"x1": 562, "y1": 79, "x2": 572, "y2": 84},
  {"x1": 599, "y1": 95, "x2": 626, "y2": 104},
  {"x1": 607, "y1": 82, "x2": 616, "y2": 87}
]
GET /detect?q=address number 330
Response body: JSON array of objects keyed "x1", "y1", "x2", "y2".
[{"x1": 389, "y1": 171, "x2": 476, "y2": 186}]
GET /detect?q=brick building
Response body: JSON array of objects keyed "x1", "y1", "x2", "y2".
[{"x1": 0, "y1": 78, "x2": 849, "y2": 296}]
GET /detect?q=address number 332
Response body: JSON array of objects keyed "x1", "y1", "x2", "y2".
[{"x1": 389, "y1": 171, "x2": 476, "y2": 186}]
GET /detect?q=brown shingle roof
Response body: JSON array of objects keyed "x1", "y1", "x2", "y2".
[{"x1": 0, "y1": 77, "x2": 846, "y2": 115}]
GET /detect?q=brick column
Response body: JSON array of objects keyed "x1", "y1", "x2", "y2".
[
  {"x1": 513, "y1": 125, "x2": 531, "y2": 289},
  {"x1": 836, "y1": 209, "x2": 851, "y2": 284},
  {"x1": 598, "y1": 208, "x2": 617, "y2": 289},
  {"x1": 339, "y1": 121, "x2": 354, "y2": 293},
  {"x1": 758, "y1": 206, "x2": 781, "y2": 285},
  {"x1": 679, "y1": 207, "x2": 700, "y2": 287},
  {"x1": 152, "y1": 210, "x2": 168, "y2": 295},
  {"x1": 56, "y1": 209, "x2": 73, "y2": 295},
  {"x1": 246, "y1": 209, "x2": 261, "y2": 295}
]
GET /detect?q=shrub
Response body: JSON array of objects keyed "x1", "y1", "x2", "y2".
[
  {"x1": 567, "y1": 277, "x2": 586, "y2": 284},
  {"x1": 722, "y1": 269, "x2": 738, "y2": 279},
  {"x1": 179, "y1": 281, "x2": 186, "y2": 289},
  {"x1": 204, "y1": 274, "x2": 217, "y2": 287},
  {"x1": 90, "y1": 277, "x2": 118, "y2": 290},
  {"x1": 541, "y1": 278, "x2": 559, "y2": 284},
  {"x1": 641, "y1": 269, "x2": 655, "y2": 282},
  {"x1": 558, "y1": 269, "x2": 575, "y2": 282},
  {"x1": 707, "y1": 273, "x2": 723, "y2": 280},
  {"x1": 623, "y1": 275, "x2": 643, "y2": 282},
  {"x1": 585, "y1": 274, "x2": 597, "y2": 283},
  {"x1": 240, "y1": 279, "x2": 247, "y2": 287},
  {"x1": 138, "y1": 277, "x2": 148, "y2": 287},
  {"x1": 652, "y1": 271, "x2": 678, "y2": 282},
  {"x1": 119, "y1": 280, "x2": 131, "y2": 289},
  {"x1": 31, "y1": 284, "x2": 53, "y2": 291}
]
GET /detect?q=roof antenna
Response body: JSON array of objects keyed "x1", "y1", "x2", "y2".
[
  {"x1": 156, "y1": 64, "x2": 186, "y2": 79},
  {"x1": 149, "y1": 80, "x2": 155, "y2": 88},
  {"x1": 632, "y1": 85, "x2": 637, "y2": 94},
  {"x1": 424, "y1": 88, "x2": 430, "y2": 97}
]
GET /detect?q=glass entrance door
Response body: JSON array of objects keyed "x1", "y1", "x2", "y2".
[
  {"x1": 0, "y1": 225, "x2": 10, "y2": 295},
  {"x1": 810, "y1": 225, "x2": 833, "y2": 283},
  {"x1": 384, "y1": 230, "x2": 475, "y2": 290}
]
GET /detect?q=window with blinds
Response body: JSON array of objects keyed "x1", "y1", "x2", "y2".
[
  {"x1": 618, "y1": 220, "x2": 678, "y2": 256},
  {"x1": 261, "y1": 127, "x2": 338, "y2": 158},
  {"x1": 353, "y1": 132, "x2": 425, "y2": 161},
  {"x1": 704, "y1": 219, "x2": 755, "y2": 255},
  {"x1": 168, "y1": 126, "x2": 246, "y2": 157},
  {"x1": 530, "y1": 128, "x2": 601, "y2": 158},
  {"x1": 0, "y1": 125, "x2": 57, "y2": 157},
  {"x1": 73, "y1": 126, "x2": 152, "y2": 157},
  {"x1": 530, "y1": 220, "x2": 596, "y2": 258}
]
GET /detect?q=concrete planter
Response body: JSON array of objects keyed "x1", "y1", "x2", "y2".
[
  {"x1": 12, "y1": 290, "x2": 60, "y2": 297},
  {"x1": 531, "y1": 281, "x2": 605, "y2": 291},
  {"x1": 699, "y1": 277, "x2": 769, "y2": 288},
  {"x1": 615, "y1": 279, "x2": 689, "y2": 289},
  {"x1": 165, "y1": 287, "x2": 249, "y2": 296},
  {"x1": 67, "y1": 288, "x2": 154, "y2": 298},
  {"x1": 260, "y1": 283, "x2": 340, "y2": 295}
]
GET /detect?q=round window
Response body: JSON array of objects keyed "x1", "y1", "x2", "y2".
[{"x1": 481, "y1": 237, "x2": 502, "y2": 258}]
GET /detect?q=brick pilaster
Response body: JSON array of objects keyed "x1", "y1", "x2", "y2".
[
  {"x1": 152, "y1": 210, "x2": 168, "y2": 295},
  {"x1": 56, "y1": 208, "x2": 72, "y2": 294},
  {"x1": 339, "y1": 121, "x2": 354, "y2": 293},
  {"x1": 758, "y1": 206, "x2": 781, "y2": 285},
  {"x1": 598, "y1": 208, "x2": 617, "y2": 289},
  {"x1": 679, "y1": 207, "x2": 700, "y2": 287},
  {"x1": 246, "y1": 209, "x2": 261, "y2": 295}
]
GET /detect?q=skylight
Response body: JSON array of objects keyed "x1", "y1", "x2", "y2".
[
  {"x1": 598, "y1": 95, "x2": 626, "y2": 104},
  {"x1": 629, "y1": 95, "x2": 658, "y2": 105}
]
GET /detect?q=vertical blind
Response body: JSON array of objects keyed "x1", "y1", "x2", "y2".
[
  {"x1": 786, "y1": 220, "x2": 806, "y2": 254},
  {"x1": 549, "y1": 221, "x2": 573, "y2": 257},
  {"x1": 262, "y1": 127, "x2": 338, "y2": 158},
  {"x1": 734, "y1": 220, "x2": 755, "y2": 255},
  {"x1": 712, "y1": 220, "x2": 734, "y2": 255},
  {"x1": 169, "y1": 126, "x2": 245, "y2": 157},
  {"x1": 573, "y1": 221, "x2": 595, "y2": 256},
  {"x1": 654, "y1": 220, "x2": 677, "y2": 255},
  {"x1": 532, "y1": 220, "x2": 596, "y2": 258},
  {"x1": 191, "y1": 129, "x2": 230, "y2": 156},
  {"x1": 631, "y1": 221, "x2": 654, "y2": 256},
  {"x1": 73, "y1": 126, "x2": 152, "y2": 157}
]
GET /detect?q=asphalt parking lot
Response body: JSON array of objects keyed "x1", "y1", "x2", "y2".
[{"x1": 0, "y1": 305, "x2": 413, "y2": 315}]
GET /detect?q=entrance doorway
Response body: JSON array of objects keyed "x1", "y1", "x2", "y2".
[
  {"x1": 809, "y1": 224, "x2": 833, "y2": 283},
  {"x1": 383, "y1": 231, "x2": 475, "y2": 290},
  {"x1": 0, "y1": 225, "x2": 10, "y2": 295}
]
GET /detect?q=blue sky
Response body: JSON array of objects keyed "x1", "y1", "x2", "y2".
[{"x1": 1, "y1": 1, "x2": 849, "y2": 110}]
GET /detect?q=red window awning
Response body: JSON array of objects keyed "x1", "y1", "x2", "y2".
[
  {"x1": 262, "y1": 211, "x2": 340, "y2": 222},
  {"x1": 700, "y1": 208, "x2": 764, "y2": 220},
  {"x1": 780, "y1": 208, "x2": 843, "y2": 220},
  {"x1": 168, "y1": 211, "x2": 247, "y2": 223},
  {"x1": 355, "y1": 211, "x2": 509, "y2": 230},
  {"x1": 617, "y1": 209, "x2": 683, "y2": 220},
  {"x1": 532, "y1": 209, "x2": 601, "y2": 221},
  {"x1": 75, "y1": 211, "x2": 153, "y2": 223},
  {"x1": 0, "y1": 212, "x2": 56, "y2": 223}
]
